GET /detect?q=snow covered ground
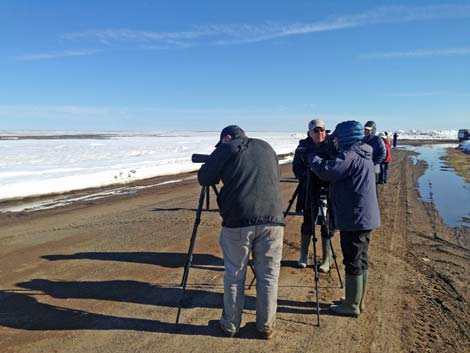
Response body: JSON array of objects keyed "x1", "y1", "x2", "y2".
[
  {"x1": 0, "y1": 131, "x2": 303, "y2": 202},
  {"x1": 0, "y1": 129, "x2": 462, "y2": 206},
  {"x1": 394, "y1": 129, "x2": 457, "y2": 140}
]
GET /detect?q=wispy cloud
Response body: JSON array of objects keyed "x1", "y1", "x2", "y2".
[
  {"x1": 381, "y1": 92, "x2": 470, "y2": 97},
  {"x1": 60, "y1": 4, "x2": 470, "y2": 49},
  {"x1": 361, "y1": 48, "x2": 470, "y2": 59},
  {"x1": 17, "y1": 49, "x2": 100, "y2": 61},
  {"x1": 18, "y1": 4, "x2": 470, "y2": 60}
]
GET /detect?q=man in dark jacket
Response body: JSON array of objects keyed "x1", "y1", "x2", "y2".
[
  {"x1": 363, "y1": 121, "x2": 386, "y2": 183},
  {"x1": 310, "y1": 120, "x2": 381, "y2": 317},
  {"x1": 198, "y1": 125, "x2": 284, "y2": 339},
  {"x1": 292, "y1": 119, "x2": 336, "y2": 270}
]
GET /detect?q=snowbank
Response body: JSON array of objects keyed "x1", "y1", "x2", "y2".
[{"x1": 392, "y1": 129, "x2": 458, "y2": 140}]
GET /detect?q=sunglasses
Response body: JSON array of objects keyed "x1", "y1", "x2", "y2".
[{"x1": 311, "y1": 127, "x2": 325, "y2": 133}]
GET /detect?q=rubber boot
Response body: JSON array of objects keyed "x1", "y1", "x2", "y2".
[
  {"x1": 339, "y1": 270, "x2": 368, "y2": 307},
  {"x1": 360, "y1": 270, "x2": 368, "y2": 312},
  {"x1": 318, "y1": 236, "x2": 332, "y2": 273},
  {"x1": 330, "y1": 274, "x2": 363, "y2": 317},
  {"x1": 297, "y1": 233, "x2": 311, "y2": 268}
]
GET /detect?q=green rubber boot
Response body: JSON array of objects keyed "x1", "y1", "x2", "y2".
[
  {"x1": 330, "y1": 274, "x2": 363, "y2": 317},
  {"x1": 318, "y1": 236, "x2": 332, "y2": 273},
  {"x1": 360, "y1": 270, "x2": 368, "y2": 312},
  {"x1": 297, "y1": 233, "x2": 311, "y2": 268}
]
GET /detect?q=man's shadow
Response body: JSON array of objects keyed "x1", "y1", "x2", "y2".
[
  {"x1": 16, "y1": 279, "x2": 237, "y2": 309},
  {"x1": 42, "y1": 252, "x2": 223, "y2": 271},
  {"x1": 17, "y1": 278, "x2": 319, "y2": 315},
  {"x1": 0, "y1": 289, "x2": 326, "y2": 337},
  {"x1": 0, "y1": 290, "x2": 218, "y2": 335}
]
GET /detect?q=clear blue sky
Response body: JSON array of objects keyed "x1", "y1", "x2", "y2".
[{"x1": 1, "y1": 0, "x2": 469, "y2": 131}]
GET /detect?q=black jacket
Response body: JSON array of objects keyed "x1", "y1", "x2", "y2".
[
  {"x1": 198, "y1": 137, "x2": 285, "y2": 228},
  {"x1": 292, "y1": 136, "x2": 335, "y2": 212}
]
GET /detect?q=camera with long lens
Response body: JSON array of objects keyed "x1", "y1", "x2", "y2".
[
  {"x1": 316, "y1": 186, "x2": 328, "y2": 225},
  {"x1": 191, "y1": 154, "x2": 210, "y2": 163}
]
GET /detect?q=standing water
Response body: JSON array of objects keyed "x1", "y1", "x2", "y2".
[{"x1": 402, "y1": 144, "x2": 470, "y2": 227}]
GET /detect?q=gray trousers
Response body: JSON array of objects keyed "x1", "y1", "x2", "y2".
[{"x1": 219, "y1": 224, "x2": 284, "y2": 333}]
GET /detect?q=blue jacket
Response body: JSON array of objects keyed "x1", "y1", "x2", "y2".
[
  {"x1": 363, "y1": 134, "x2": 386, "y2": 167},
  {"x1": 309, "y1": 142, "x2": 381, "y2": 231}
]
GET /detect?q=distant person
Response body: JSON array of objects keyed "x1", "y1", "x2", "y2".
[
  {"x1": 378, "y1": 132, "x2": 392, "y2": 184},
  {"x1": 292, "y1": 119, "x2": 336, "y2": 271},
  {"x1": 393, "y1": 132, "x2": 398, "y2": 148},
  {"x1": 384, "y1": 131, "x2": 391, "y2": 145},
  {"x1": 309, "y1": 120, "x2": 381, "y2": 317},
  {"x1": 198, "y1": 125, "x2": 285, "y2": 339},
  {"x1": 363, "y1": 121, "x2": 386, "y2": 183}
]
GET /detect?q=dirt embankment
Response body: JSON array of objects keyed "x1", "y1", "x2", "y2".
[
  {"x1": 0, "y1": 148, "x2": 468, "y2": 353},
  {"x1": 442, "y1": 146, "x2": 470, "y2": 184}
]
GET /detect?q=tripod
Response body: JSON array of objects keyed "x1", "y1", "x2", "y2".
[
  {"x1": 176, "y1": 184, "x2": 256, "y2": 324},
  {"x1": 283, "y1": 172, "x2": 343, "y2": 326},
  {"x1": 316, "y1": 191, "x2": 343, "y2": 290}
]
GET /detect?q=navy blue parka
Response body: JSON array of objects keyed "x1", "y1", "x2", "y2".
[{"x1": 309, "y1": 141, "x2": 381, "y2": 231}]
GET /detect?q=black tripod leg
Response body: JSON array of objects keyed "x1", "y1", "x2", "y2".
[
  {"x1": 247, "y1": 258, "x2": 256, "y2": 290},
  {"x1": 205, "y1": 185, "x2": 210, "y2": 210},
  {"x1": 211, "y1": 184, "x2": 219, "y2": 198},
  {"x1": 312, "y1": 232, "x2": 320, "y2": 326},
  {"x1": 283, "y1": 183, "x2": 300, "y2": 217},
  {"x1": 306, "y1": 173, "x2": 320, "y2": 326},
  {"x1": 328, "y1": 237, "x2": 344, "y2": 289},
  {"x1": 319, "y1": 205, "x2": 343, "y2": 289},
  {"x1": 180, "y1": 186, "x2": 206, "y2": 286},
  {"x1": 176, "y1": 186, "x2": 206, "y2": 324}
]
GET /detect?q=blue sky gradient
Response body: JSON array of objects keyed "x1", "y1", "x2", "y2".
[{"x1": 1, "y1": 1, "x2": 469, "y2": 131}]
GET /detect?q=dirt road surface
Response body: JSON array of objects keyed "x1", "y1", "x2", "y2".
[{"x1": 0, "y1": 148, "x2": 468, "y2": 353}]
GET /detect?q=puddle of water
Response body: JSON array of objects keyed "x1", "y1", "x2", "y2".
[{"x1": 402, "y1": 144, "x2": 470, "y2": 227}]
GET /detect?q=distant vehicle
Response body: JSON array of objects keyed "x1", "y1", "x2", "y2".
[{"x1": 458, "y1": 129, "x2": 470, "y2": 142}]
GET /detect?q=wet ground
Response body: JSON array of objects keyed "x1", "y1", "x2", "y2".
[{"x1": 399, "y1": 144, "x2": 470, "y2": 227}]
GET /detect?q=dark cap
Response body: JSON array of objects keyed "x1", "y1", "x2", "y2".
[
  {"x1": 215, "y1": 125, "x2": 246, "y2": 147},
  {"x1": 364, "y1": 121, "x2": 376, "y2": 130}
]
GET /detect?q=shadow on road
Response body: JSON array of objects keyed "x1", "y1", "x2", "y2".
[
  {"x1": 0, "y1": 290, "x2": 222, "y2": 336},
  {"x1": 16, "y1": 279, "x2": 230, "y2": 309},
  {"x1": 42, "y1": 252, "x2": 224, "y2": 270},
  {"x1": 0, "y1": 285, "x2": 322, "y2": 336}
]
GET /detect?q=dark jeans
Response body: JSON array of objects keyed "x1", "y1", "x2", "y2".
[
  {"x1": 340, "y1": 230, "x2": 371, "y2": 276},
  {"x1": 301, "y1": 206, "x2": 329, "y2": 238},
  {"x1": 379, "y1": 162, "x2": 389, "y2": 184}
]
